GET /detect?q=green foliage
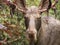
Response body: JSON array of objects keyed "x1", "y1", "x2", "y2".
[{"x1": 26, "y1": 0, "x2": 40, "y2": 6}]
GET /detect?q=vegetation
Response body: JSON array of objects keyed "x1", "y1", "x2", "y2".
[{"x1": 0, "y1": 0, "x2": 60, "y2": 45}]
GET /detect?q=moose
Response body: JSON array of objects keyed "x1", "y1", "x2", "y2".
[{"x1": 1, "y1": 0, "x2": 60, "y2": 45}]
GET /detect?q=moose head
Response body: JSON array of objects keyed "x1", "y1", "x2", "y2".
[
  {"x1": 1, "y1": 0, "x2": 43, "y2": 41},
  {"x1": 13, "y1": 0, "x2": 44, "y2": 41}
]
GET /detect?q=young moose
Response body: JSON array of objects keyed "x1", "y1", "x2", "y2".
[{"x1": 6, "y1": 0, "x2": 60, "y2": 45}]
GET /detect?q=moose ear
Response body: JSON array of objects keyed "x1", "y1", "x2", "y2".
[{"x1": 13, "y1": 0, "x2": 27, "y2": 14}]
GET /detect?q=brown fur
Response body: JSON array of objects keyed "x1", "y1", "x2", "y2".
[{"x1": 36, "y1": 16, "x2": 60, "y2": 45}]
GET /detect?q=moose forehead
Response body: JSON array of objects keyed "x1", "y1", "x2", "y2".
[
  {"x1": 25, "y1": 6, "x2": 40, "y2": 18},
  {"x1": 27, "y1": 6, "x2": 38, "y2": 13}
]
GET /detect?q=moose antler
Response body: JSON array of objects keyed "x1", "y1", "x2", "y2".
[
  {"x1": 3, "y1": 0, "x2": 27, "y2": 14},
  {"x1": 38, "y1": 0, "x2": 58, "y2": 19},
  {"x1": 38, "y1": 0, "x2": 51, "y2": 13},
  {"x1": 14, "y1": 0, "x2": 27, "y2": 13}
]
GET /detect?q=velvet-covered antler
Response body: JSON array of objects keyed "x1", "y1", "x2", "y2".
[
  {"x1": 14, "y1": 0, "x2": 27, "y2": 13},
  {"x1": 38, "y1": 0, "x2": 51, "y2": 13}
]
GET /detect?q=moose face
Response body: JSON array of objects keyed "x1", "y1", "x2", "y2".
[
  {"x1": 25, "y1": 6, "x2": 41, "y2": 29},
  {"x1": 24, "y1": 6, "x2": 41, "y2": 41}
]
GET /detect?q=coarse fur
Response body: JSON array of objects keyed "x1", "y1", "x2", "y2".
[{"x1": 36, "y1": 16, "x2": 60, "y2": 45}]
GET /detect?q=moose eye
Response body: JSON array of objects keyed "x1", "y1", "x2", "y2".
[{"x1": 24, "y1": 16, "x2": 30, "y2": 29}]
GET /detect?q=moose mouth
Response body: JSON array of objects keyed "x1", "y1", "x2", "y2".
[{"x1": 26, "y1": 28, "x2": 37, "y2": 42}]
